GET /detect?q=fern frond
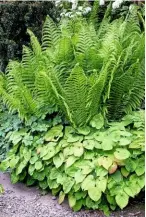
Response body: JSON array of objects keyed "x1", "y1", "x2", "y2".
[
  {"x1": 124, "y1": 60, "x2": 145, "y2": 114},
  {"x1": 64, "y1": 64, "x2": 88, "y2": 127},
  {"x1": 87, "y1": 61, "x2": 111, "y2": 121},
  {"x1": 56, "y1": 37, "x2": 74, "y2": 64},
  {"x1": 76, "y1": 26, "x2": 93, "y2": 53},
  {"x1": 41, "y1": 16, "x2": 60, "y2": 51},
  {"x1": 22, "y1": 45, "x2": 34, "y2": 68},
  {"x1": 89, "y1": 0, "x2": 99, "y2": 26},
  {"x1": 27, "y1": 29, "x2": 42, "y2": 56}
]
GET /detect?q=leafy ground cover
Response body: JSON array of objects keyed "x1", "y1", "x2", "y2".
[{"x1": 0, "y1": 110, "x2": 144, "y2": 215}]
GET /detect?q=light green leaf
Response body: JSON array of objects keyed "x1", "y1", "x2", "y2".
[
  {"x1": 83, "y1": 140, "x2": 95, "y2": 150},
  {"x1": 84, "y1": 151, "x2": 95, "y2": 160},
  {"x1": 114, "y1": 148, "x2": 130, "y2": 160},
  {"x1": 75, "y1": 170, "x2": 86, "y2": 184},
  {"x1": 111, "y1": 170, "x2": 122, "y2": 183},
  {"x1": 124, "y1": 186, "x2": 135, "y2": 197},
  {"x1": 77, "y1": 126, "x2": 91, "y2": 135},
  {"x1": 115, "y1": 192, "x2": 129, "y2": 209},
  {"x1": 44, "y1": 125, "x2": 63, "y2": 142},
  {"x1": 75, "y1": 191, "x2": 87, "y2": 200},
  {"x1": 9, "y1": 156, "x2": 19, "y2": 169},
  {"x1": 86, "y1": 196, "x2": 100, "y2": 209},
  {"x1": 101, "y1": 138, "x2": 114, "y2": 150},
  {"x1": 121, "y1": 167, "x2": 129, "y2": 177},
  {"x1": 53, "y1": 153, "x2": 64, "y2": 168},
  {"x1": 40, "y1": 147, "x2": 48, "y2": 158},
  {"x1": 16, "y1": 161, "x2": 27, "y2": 175},
  {"x1": 135, "y1": 158, "x2": 144, "y2": 176},
  {"x1": 65, "y1": 126, "x2": 75, "y2": 137},
  {"x1": 85, "y1": 132, "x2": 95, "y2": 140},
  {"x1": 11, "y1": 171, "x2": 19, "y2": 184},
  {"x1": 42, "y1": 147, "x2": 56, "y2": 160},
  {"x1": 81, "y1": 175, "x2": 95, "y2": 191},
  {"x1": 30, "y1": 155, "x2": 38, "y2": 164},
  {"x1": 63, "y1": 177, "x2": 74, "y2": 193},
  {"x1": 82, "y1": 165, "x2": 93, "y2": 175},
  {"x1": 106, "y1": 194, "x2": 116, "y2": 205},
  {"x1": 63, "y1": 146, "x2": 74, "y2": 157},
  {"x1": 88, "y1": 186, "x2": 102, "y2": 202},
  {"x1": 125, "y1": 159, "x2": 137, "y2": 172},
  {"x1": 24, "y1": 150, "x2": 31, "y2": 162},
  {"x1": 94, "y1": 141, "x2": 102, "y2": 149},
  {"x1": 67, "y1": 134, "x2": 83, "y2": 143},
  {"x1": 96, "y1": 177, "x2": 107, "y2": 192},
  {"x1": 33, "y1": 170, "x2": 45, "y2": 181},
  {"x1": 28, "y1": 164, "x2": 35, "y2": 176},
  {"x1": 72, "y1": 199, "x2": 83, "y2": 211},
  {"x1": 39, "y1": 180, "x2": 48, "y2": 190},
  {"x1": 89, "y1": 113, "x2": 104, "y2": 129},
  {"x1": 50, "y1": 168, "x2": 60, "y2": 180},
  {"x1": 73, "y1": 143, "x2": 84, "y2": 157},
  {"x1": 95, "y1": 132, "x2": 114, "y2": 150},
  {"x1": 0, "y1": 184, "x2": 4, "y2": 194},
  {"x1": 68, "y1": 194, "x2": 76, "y2": 208},
  {"x1": 9, "y1": 131, "x2": 23, "y2": 144},
  {"x1": 95, "y1": 166, "x2": 108, "y2": 177},
  {"x1": 135, "y1": 165, "x2": 144, "y2": 176},
  {"x1": 137, "y1": 175, "x2": 145, "y2": 189},
  {"x1": 0, "y1": 159, "x2": 10, "y2": 171},
  {"x1": 65, "y1": 166, "x2": 78, "y2": 177},
  {"x1": 97, "y1": 157, "x2": 112, "y2": 170},
  {"x1": 35, "y1": 161, "x2": 43, "y2": 171},
  {"x1": 66, "y1": 156, "x2": 77, "y2": 168},
  {"x1": 119, "y1": 138, "x2": 131, "y2": 146},
  {"x1": 58, "y1": 191, "x2": 65, "y2": 204}
]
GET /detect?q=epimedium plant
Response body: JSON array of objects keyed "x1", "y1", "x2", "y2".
[
  {"x1": 0, "y1": 103, "x2": 62, "y2": 161},
  {"x1": 0, "y1": 105, "x2": 22, "y2": 161},
  {"x1": 0, "y1": 110, "x2": 144, "y2": 215}
]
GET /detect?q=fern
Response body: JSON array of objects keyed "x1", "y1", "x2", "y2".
[{"x1": 0, "y1": 12, "x2": 144, "y2": 126}]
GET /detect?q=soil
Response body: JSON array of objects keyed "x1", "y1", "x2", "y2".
[{"x1": 0, "y1": 173, "x2": 145, "y2": 217}]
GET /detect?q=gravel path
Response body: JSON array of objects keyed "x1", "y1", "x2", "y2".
[{"x1": 0, "y1": 173, "x2": 144, "y2": 217}]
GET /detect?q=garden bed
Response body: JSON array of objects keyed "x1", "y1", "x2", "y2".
[
  {"x1": 0, "y1": 173, "x2": 144, "y2": 217},
  {"x1": 0, "y1": 2, "x2": 145, "y2": 216}
]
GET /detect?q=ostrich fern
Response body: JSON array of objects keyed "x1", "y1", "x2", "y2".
[{"x1": 0, "y1": 12, "x2": 144, "y2": 126}]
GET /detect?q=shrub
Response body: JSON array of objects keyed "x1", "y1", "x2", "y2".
[
  {"x1": 0, "y1": 1, "x2": 60, "y2": 72},
  {"x1": 0, "y1": 110, "x2": 144, "y2": 215}
]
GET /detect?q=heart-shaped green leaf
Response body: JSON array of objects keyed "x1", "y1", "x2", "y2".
[
  {"x1": 88, "y1": 186, "x2": 102, "y2": 202},
  {"x1": 115, "y1": 192, "x2": 129, "y2": 209},
  {"x1": 114, "y1": 148, "x2": 130, "y2": 160}
]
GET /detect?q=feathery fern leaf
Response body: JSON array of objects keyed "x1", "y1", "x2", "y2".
[
  {"x1": 64, "y1": 64, "x2": 88, "y2": 127},
  {"x1": 41, "y1": 16, "x2": 60, "y2": 51}
]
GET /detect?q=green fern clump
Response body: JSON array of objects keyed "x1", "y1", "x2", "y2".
[{"x1": 0, "y1": 8, "x2": 144, "y2": 126}]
